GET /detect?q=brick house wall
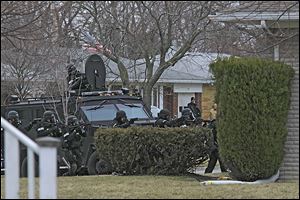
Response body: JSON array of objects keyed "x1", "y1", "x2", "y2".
[
  {"x1": 163, "y1": 85, "x2": 178, "y2": 117},
  {"x1": 201, "y1": 84, "x2": 216, "y2": 120},
  {"x1": 276, "y1": 29, "x2": 299, "y2": 180}
]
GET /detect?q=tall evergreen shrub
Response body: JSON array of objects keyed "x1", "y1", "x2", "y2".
[{"x1": 210, "y1": 57, "x2": 294, "y2": 181}]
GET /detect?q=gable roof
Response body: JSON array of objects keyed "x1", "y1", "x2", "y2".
[
  {"x1": 209, "y1": 1, "x2": 299, "y2": 23},
  {"x1": 103, "y1": 49, "x2": 230, "y2": 84}
]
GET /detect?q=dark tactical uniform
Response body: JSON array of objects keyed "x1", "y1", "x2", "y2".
[
  {"x1": 67, "y1": 64, "x2": 90, "y2": 91},
  {"x1": 204, "y1": 119, "x2": 227, "y2": 173},
  {"x1": 154, "y1": 109, "x2": 175, "y2": 128},
  {"x1": 62, "y1": 115, "x2": 86, "y2": 174},
  {"x1": 112, "y1": 110, "x2": 135, "y2": 128},
  {"x1": 187, "y1": 97, "x2": 201, "y2": 119},
  {"x1": 174, "y1": 108, "x2": 194, "y2": 127},
  {"x1": 36, "y1": 111, "x2": 63, "y2": 138},
  {"x1": 2, "y1": 110, "x2": 32, "y2": 171}
]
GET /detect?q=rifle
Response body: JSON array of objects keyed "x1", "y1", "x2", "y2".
[{"x1": 129, "y1": 118, "x2": 138, "y2": 124}]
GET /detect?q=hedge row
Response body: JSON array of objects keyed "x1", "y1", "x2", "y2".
[
  {"x1": 210, "y1": 57, "x2": 294, "y2": 181},
  {"x1": 94, "y1": 126, "x2": 212, "y2": 175}
]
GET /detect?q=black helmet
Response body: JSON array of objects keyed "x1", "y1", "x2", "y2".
[
  {"x1": 7, "y1": 110, "x2": 20, "y2": 125},
  {"x1": 181, "y1": 108, "x2": 192, "y2": 119},
  {"x1": 43, "y1": 110, "x2": 56, "y2": 123},
  {"x1": 7, "y1": 110, "x2": 19, "y2": 120},
  {"x1": 116, "y1": 110, "x2": 127, "y2": 120},
  {"x1": 67, "y1": 115, "x2": 79, "y2": 126},
  {"x1": 158, "y1": 109, "x2": 170, "y2": 120}
]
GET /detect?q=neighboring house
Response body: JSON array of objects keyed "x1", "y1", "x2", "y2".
[
  {"x1": 101, "y1": 49, "x2": 230, "y2": 119},
  {"x1": 209, "y1": 1, "x2": 299, "y2": 180}
]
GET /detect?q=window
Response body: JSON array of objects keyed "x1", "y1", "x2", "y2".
[
  {"x1": 116, "y1": 104, "x2": 149, "y2": 119},
  {"x1": 81, "y1": 104, "x2": 117, "y2": 121}
]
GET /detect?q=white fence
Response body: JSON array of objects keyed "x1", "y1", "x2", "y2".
[{"x1": 1, "y1": 117, "x2": 60, "y2": 199}]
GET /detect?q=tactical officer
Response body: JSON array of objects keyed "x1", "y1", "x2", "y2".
[
  {"x1": 62, "y1": 115, "x2": 86, "y2": 175},
  {"x1": 7, "y1": 110, "x2": 21, "y2": 127},
  {"x1": 67, "y1": 64, "x2": 90, "y2": 92},
  {"x1": 187, "y1": 97, "x2": 201, "y2": 119},
  {"x1": 154, "y1": 109, "x2": 175, "y2": 128},
  {"x1": 204, "y1": 119, "x2": 227, "y2": 173},
  {"x1": 2, "y1": 110, "x2": 32, "y2": 171},
  {"x1": 36, "y1": 110, "x2": 63, "y2": 138},
  {"x1": 175, "y1": 108, "x2": 194, "y2": 127},
  {"x1": 112, "y1": 110, "x2": 135, "y2": 128}
]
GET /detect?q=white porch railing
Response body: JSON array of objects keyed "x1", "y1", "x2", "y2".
[{"x1": 1, "y1": 117, "x2": 60, "y2": 199}]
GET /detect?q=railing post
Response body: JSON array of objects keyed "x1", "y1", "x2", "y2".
[
  {"x1": 4, "y1": 129, "x2": 20, "y2": 199},
  {"x1": 27, "y1": 148, "x2": 35, "y2": 199},
  {"x1": 36, "y1": 137, "x2": 60, "y2": 199}
]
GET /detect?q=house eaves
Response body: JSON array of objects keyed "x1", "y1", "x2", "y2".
[{"x1": 209, "y1": 12, "x2": 299, "y2": 22}]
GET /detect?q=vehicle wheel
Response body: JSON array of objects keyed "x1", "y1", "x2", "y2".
[
  {"x1": 21, "y1": 157, "x2": 39, "y2": 177},
  {"x1": 87, "y1": 152, "x2": 112, "y2": 175}
]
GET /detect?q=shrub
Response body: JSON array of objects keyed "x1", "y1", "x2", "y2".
[
  {"x1": 210, "y1": 57, "x2": 294, "y2": 181},
  {"x1": 94, "y1": 126, "x2": 212, "y2": 175}
]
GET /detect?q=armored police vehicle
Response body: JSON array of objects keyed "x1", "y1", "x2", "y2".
[{"x1": 1, "y1": 54, "x2": 155, "y2": 176}]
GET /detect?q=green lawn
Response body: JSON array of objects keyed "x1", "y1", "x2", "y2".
[{"x1": 1, "y1": 175, "x2": 299, "y2": 199}]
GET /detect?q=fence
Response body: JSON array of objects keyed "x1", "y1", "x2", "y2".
[{"x1": 1, "y1": 117, "x2": 60, "y2": 199}]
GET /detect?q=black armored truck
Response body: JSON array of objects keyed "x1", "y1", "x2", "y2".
[{"x1": 1, "y1": 54, "x2": 155, "y2": 176}]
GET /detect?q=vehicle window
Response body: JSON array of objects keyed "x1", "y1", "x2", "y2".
[
  {"x1": 116, "y1": 104, "x2": 149, "y2": 119},
  {"x1": 81, "y1": 104, "x2": 117, "y2": 121}
]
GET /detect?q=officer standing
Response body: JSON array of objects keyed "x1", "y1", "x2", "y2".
[
  {"x1": 112, "y1": 110, "x2": 135, "y2": 128},
  {"x1": 36, "y1": 110, "x2": 63, "y2": 138},
  {"x1": 187, "y1": 97, "x2": 201, "y2": 119},
  {"x1": 205, "y1": 103, "x2": 227, "y2": 173},
  {"x1": 62, "y1": 115, "x2": 86, "y2": 175}
]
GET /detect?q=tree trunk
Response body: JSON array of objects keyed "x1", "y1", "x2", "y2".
[{"x1": 143, "y1": 84, "x2": 152, "y2": 110}]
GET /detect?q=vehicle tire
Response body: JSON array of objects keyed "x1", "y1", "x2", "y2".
[
  {"x1": 87, "y1": 151, "x2": 112, "y2": 175},
  {"x1": 21, "y1": 156, "x2": 39, "y2": 177}
]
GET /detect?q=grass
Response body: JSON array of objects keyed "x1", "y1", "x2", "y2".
[{"x1": 1, "y1": 174, "x2": 299, "y2": 199}]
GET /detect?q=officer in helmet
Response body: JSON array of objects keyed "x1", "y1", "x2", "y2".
[
  {"x1": 7, "y1": 110, "x2": 21, "y2": 127},
  {"x1": 36, "y1": 110, "x2": 63, "y2": 138},
  {"x1": 112, "y1": 110, "x2": 136, "y2": 128},
  {"x1": 154, "y1": 109, "x2": 176, "y2": 128},
  {"x1": 175, "y1": 108, "x2": 194, "y2": 127},
  {"x1": 62, "y1": 115, "x2": 86, "y2": 175}
]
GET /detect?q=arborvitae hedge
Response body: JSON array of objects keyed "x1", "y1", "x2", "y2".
[
  {"x1": 210, "y1": 57, "x2": 294, "y2": 181},
  {"x1": 94, "y1": 126, "x2": 212, "y2": 175}
]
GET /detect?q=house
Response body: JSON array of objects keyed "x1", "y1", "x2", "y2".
[
  {"x1": 209, "y1": 1, "x2": 299, "y2": 180},
  {"x1": 100, "y1": 49, "x2": 230, "y2": 119}
]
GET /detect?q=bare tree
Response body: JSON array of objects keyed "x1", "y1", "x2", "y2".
[
  {"x1": 1, "y1": 40, "x2": 53, "y2": 100},
  {"x1": 75, "y1": 1, "x2": 228, "y2": 108}
]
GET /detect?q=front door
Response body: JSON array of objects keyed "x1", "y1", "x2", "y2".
[{"x1": 177, "y1": 93, "x2": 194, "y2": 117}]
